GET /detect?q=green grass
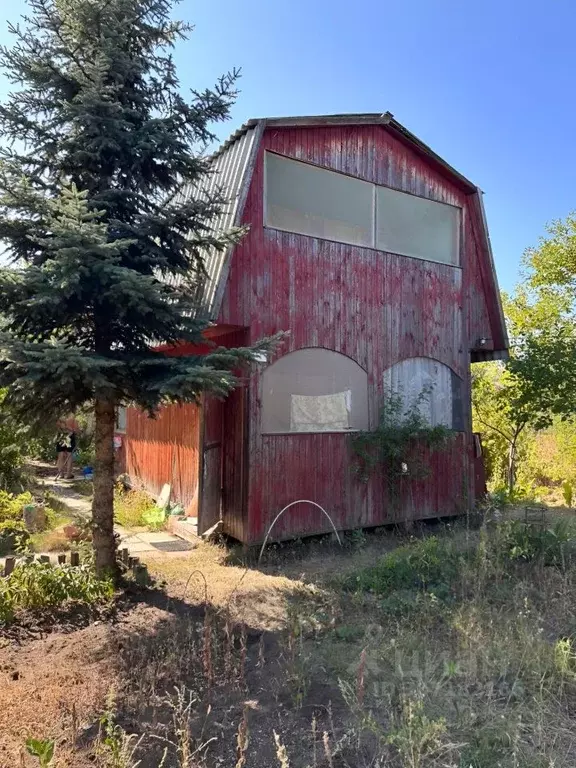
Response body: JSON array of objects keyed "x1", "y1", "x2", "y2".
[{"x1": 309, "y1": 517, "x2": 576, "y2": 767}]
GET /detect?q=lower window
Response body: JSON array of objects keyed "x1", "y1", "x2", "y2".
[
  {"x1": 261, "y1": 348, "x2": 369, "y2": 434},
  {"x1": 383, "y1": 356, "x2": 464, "y2": 430}
]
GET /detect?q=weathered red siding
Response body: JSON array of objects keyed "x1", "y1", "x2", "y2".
[
  {"x1": 218, "y1": 125, "x2": 492, "y2": 543},
  {"x1": 124, "y1": 327, "x2": 249, "y2": 529},
  {"x1": 125, "y1": 403, "x2": 201, "y2": 515}
]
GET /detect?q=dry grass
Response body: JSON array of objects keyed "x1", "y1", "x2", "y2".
[
  {"x1": 146, "y1": 541, "x2": 332, "y2": 630},
  {"x1": 4, "y1": 512, "x2": 576, "y2": 766},
  {"x1": 29, "y1": 527, "x2": 73, "y2": 552}
]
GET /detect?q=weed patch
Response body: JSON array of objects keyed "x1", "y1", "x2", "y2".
[
  {"x1": 0, "y1": 561, "x2": 114, "y2": 624},
  {"x1": 114, "y1": 485, "x2": 158, "y2": 529},
  {"x1": 343, "y1": 535, "x2": 466, "y2": 598}
]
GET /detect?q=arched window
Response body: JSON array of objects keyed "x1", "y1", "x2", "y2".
[
  {"x1": 383, "y1": 357, "x2": 464, "y2": 430},
  {"x1": 261, "y1": 348, "x2": 369, "y2": 434}
]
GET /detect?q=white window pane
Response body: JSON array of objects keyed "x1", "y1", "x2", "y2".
[
  {"x1": 262, "y1": 348, "x2": 368, "y2": 434},
  {"x1": 383, "y1": 357, "x2": 455, "y2": 428},
  {"x1": 265, "y1": 152, "x2": 374, "y2": 248},
  {"x1": 376, "y1": 186, "x2": 460, "y2": 265}
]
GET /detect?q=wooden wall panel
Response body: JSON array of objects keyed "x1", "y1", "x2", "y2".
[
  {"x1": 125, "y1": 403, "x2": 201, "y2": 516},
  {"x1": 216, "y1": 125, "x2": 493, "y2": 543}
]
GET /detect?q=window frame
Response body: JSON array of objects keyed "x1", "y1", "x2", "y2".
[
  {"x1": 382, "y1": 356, "x2": 465, "y2": 432},
  {"x1": 263, "y1": 150, "x2": 462, "y2": 268},
  {"x1": 260, "y1": 347, "x2": 370, "y2": 436}
]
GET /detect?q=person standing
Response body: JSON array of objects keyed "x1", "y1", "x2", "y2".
[{"x1": 55, "y1": 421, "x2": 77, "y2": 480}]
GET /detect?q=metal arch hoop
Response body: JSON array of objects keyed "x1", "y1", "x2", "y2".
[{"x1": 257, "y1": 500, "x2": 343, "y2": 565}]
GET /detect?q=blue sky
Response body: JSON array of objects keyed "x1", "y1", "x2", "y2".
[{"x1": 2, "y1": 0, "x2": 576, "y2": 292}]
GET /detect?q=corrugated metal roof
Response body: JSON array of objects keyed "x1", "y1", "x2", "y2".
[
  {"x1": 215, "y1": 113, "x2": 478, "y2": 192},
  {"x1": 187, "y1": 122, "x2": 261, "y2": 318}
]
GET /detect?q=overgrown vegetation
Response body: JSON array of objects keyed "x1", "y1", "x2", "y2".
[
  {"x1": 473, "y1": 212, "x2": 576, "y2": 501},
  {"x1": 352, "y1": 392, "x2": 453, "y2": 499},
  {"x1": 343, "y1": 535, "x2": 464, "y2": 599},
  {"x1": 9, "y1": 515, "x2": 576, "y2": 767},
  {"x1": 0, "y1": 389, "x2": 34, "y2": 491},
  {"x1": 114, "y1": 485, "x2": 163, "y2": 530},
  {"x1": 0, "y1": 561, "x2": 114, "y2": 624}
]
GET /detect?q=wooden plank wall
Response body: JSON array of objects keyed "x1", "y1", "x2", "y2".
[
  {"x1": 218, "y1": 124, "x2": 490, "y2": 543},
  {"x1": 125, "y1": 403, "x2": 201, "y2": 516}
]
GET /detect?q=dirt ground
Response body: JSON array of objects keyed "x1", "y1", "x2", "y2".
[
  {"x1": 0, "y1": 534, "x2": 383, "y2": 768},
  {"x1": 5, "y1": 515, "x2": 576, "y2": 768}
]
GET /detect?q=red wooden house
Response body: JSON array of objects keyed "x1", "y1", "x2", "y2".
[{"x1": 121, "y1": 113, "x2": 507, "y2": 544}]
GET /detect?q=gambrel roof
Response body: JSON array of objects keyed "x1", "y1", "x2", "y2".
[{"x1": 191, "y1": 113, "x2": 508, "y2": 358}]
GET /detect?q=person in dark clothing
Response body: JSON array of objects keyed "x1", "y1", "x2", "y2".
[{"x1": 55, "y1": 423, "x2": 76, "y2": 479}]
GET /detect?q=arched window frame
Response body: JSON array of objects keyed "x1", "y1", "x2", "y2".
[
  {"x1": 261, "y1": 347, "x2": 369, "y2": 435},
  {"x1": 382, "y1": 356, "x2": 465, "y2": 431}
]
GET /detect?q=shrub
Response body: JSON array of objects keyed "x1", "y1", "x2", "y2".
[
  {"x1": 0, "y1": 489, "x2": 33, "y2": 522},
  {"x1": 114, "y1": 485, "x2": 160, "y2": 529},
  {"x1": 562, "y1": 480, "x2": 573, "y2": 508},
  {"x1": 494, "y1": 519, "x2": 575, "y2": 567},
  {"x1": 0, "y1": 561, "x2": 114, "y2": 624},
  {"x1": 343, "y1": 536, "x2": 464, "y2": 597},
  {"x1": 0, "y1": 519, "x2": 30, "y2": 555},
  {"x1": 0, "y1": 389, "x2": 37, "y2": 491}
]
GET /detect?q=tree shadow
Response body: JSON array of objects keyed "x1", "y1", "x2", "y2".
[{"x1": 76, "y1": 583, "x2": 349, "y2": 768}]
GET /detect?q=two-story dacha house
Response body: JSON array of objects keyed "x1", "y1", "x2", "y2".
[{"x1": 120, "y1": 113, "x2": 508, "y2": 544}]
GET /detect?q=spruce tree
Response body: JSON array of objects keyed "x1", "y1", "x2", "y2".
[{"x1": 0, "y1": 0, "x2": 268, "y2": 575}]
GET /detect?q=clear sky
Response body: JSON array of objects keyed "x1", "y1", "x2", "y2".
[{"x1": 2, "y1": 0, "x2": 576, "y2": 292}]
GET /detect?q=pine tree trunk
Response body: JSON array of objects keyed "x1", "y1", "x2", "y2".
[{"x1": 92, "y1": 397, "x2": 118, "y2": 577}]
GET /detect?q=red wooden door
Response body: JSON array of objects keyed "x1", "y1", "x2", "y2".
[{"x1": 199, "y1": 395, "x2": 224, "y2": 534}]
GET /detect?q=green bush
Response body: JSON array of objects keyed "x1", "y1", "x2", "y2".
[
  {"x1": 0, "y1": 519, "x2": 30, "y2": 555},
  {"x1": 494, "y1": 519, "x2": 575, "y2": 567},
  {"x1": 343, "y1": 536, "x2": 464, "y2": 597},
  {"x1": 0, "y1": 489, "x2": 34, "y2": 522},
  {"x1": 0, "y1": 388, "x2": 36, "y2": 491},
  {"x1": 0, "y1": 561, "x2": 114, "y2": 624},
  {"x1": 562, "y1": 480, "x2": 573, "y2": 508},
  {"x1": 114, "y1": 485, "x2": 160, "y2": 529}
]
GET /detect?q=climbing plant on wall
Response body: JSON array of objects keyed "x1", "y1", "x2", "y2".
[{"x1": 351, "y1": 392, "x2": 453, "y2": 500}]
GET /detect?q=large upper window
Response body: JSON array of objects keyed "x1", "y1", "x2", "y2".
[
  {"x1": 383, "y1": 357, "x2": 464, "y2": 431},
  {"x1": 265, "y1": 151, "x2": 374, "y2": 248},
  {"x1": 376, "y1": 186, "x2": 459, "y2": 265},
  {"x1": 261, "y1": 348, "x2": 369, "y2": 434},
  {"x1": 264, "y1": 151, "x2": 460, "y2": 266}
]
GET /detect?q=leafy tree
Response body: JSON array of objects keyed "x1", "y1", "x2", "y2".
[
  {"x1": 472, "y1": 363, "x2": 540, "y2": 495},
  {"x1": 505, "y1": 216, "x2": 576, "y2": 421},
  {"x1": 524, "y1": 416, "x2": 576, "y2": 489},
  {"x1": 0, "y1": 0, "x2": 271, "y2": 575}
]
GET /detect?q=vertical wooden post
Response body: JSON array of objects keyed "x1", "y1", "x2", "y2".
[
  {"x1": 134, "y1": 564, "x2": 149, "y2": 585},
  {"x1": 4, "y1": 556, "x2": 15, "y2": 576},
  {"x1": 121, "y1": 548, "x2": 129, "y2": 566}
]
